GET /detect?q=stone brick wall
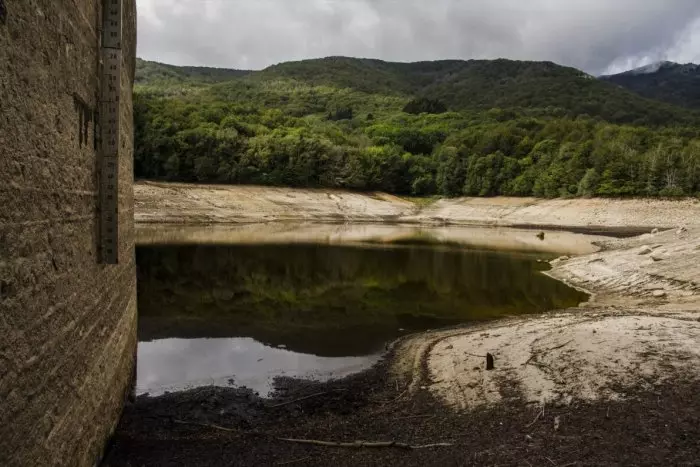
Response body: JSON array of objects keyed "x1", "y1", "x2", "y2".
[{"x1": 0, "y1": 1, "x2": 137, "y2": 465}]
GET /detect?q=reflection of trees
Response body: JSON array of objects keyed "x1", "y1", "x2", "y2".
[{"x1": 137, "y1": 244, "x2": 586, "y2": 355}]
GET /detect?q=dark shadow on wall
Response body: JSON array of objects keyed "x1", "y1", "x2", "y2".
[
  {"x1": 0, "y1": 0, "x2": 6, "y2": 25},
  {"x1": 72, "y1": 92, "x2": 94, "y2": 148}
]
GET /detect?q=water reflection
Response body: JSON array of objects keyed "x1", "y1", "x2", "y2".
[
  {"x1": 138, "y1": 337, "x2": 379, "y2": 396},
  {"x1": 137, "y1": 243, "x2": 588, "y2": 395}
]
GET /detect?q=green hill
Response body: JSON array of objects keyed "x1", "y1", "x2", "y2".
[
  {"x1": 133, "y1": 57, "x2": 700, "y2": 198},
  {"x1": 601, "y1": 61, "x2": 700, "y2": 110},
  {"x1": 255, "y1": 57, "x2": 697, "y2": 126},
  {"x1": 135, "y1": 58, "x2": 251, "y2": 85}
]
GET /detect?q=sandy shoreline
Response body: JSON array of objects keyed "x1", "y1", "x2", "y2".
[
  {"x1": 135, "y1": 181, "x2": 700, "y2": 229},
  {"x1": 393, "y1": 226, "x2": 700, "y2": 410}
]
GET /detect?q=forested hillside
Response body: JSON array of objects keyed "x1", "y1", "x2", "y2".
[
  {"x1": 134, "y1": 57, "x2": 700, "y2": 198},
  {"x1": 601, "y1": 61, "x2": 700, "y2": 111},
  {"x1": 136, "y1": 58, "x2": 251, "y2": 85}
]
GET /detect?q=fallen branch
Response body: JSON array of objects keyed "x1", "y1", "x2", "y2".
[
  {"x1": 173, "y1": 420, "x2": 454, "y2": 450},
  {"x1": 278, "y1": 438, "x2": 453, "y2": 450},
  {"x1": 464, "y1": 352, "x2": 487, "y2": 358},
  {"x1": 528, "y1": 361, "x2": 554, "y2": 372},
  {"x1": 173, "y1": 419, "x2": 241, "y2": 434},
  {"x1": 268, "y1": 392, "x2": 327, "y2": 408},
  {"x1": 523, "y1": 340, "x2": 573, "y2": 367},
  {"x1": 379, "y1": 386, "x2": 409, "y2": 405},
  {"x1": 394, "y1": 414, "x2": 434, "y2": 420},
  {"x1": 526, "y1": 404, "x2": 545, "y2": 428},
  {"x1": 546, "y1": 339, "x2": 574, "y2": 352},
  {"x1": 276, "y1": 456, "x2": 312, "y2": 465}
]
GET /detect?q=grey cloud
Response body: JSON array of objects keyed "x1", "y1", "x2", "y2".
[{"x1": 136, "y1": 0, "x2": 700, "y2": 75}]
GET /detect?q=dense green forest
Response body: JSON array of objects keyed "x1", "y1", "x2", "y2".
[{"x1": 134, "y1": 57, "x2": 700, "y2": 198}]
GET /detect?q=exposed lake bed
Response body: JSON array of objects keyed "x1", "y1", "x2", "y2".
[{"x1": 104, "y1": 186, "x2": 700, "y2": 466}]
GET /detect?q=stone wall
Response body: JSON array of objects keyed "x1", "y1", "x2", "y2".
[{"x1": 0, "y1": 1, "x2": 137, "y2": 465}]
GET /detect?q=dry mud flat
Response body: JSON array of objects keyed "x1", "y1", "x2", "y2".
[
  {"x1": 135, "y1": 181, "x2": 700, "y2": 228},
  {"x1": 394, "y1": 226, "x2": 700, "y2": 410}
]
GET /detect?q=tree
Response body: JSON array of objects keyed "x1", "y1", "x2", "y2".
[
  {"x1": 436, "y1": 147, "x2": 465, "y2": 197},
  {"x1": 327, "y1": 106, "x2": 353, "y2": 121},
  {"x1": 403, "y1": 98, "x2": 447, "y2": 115}
]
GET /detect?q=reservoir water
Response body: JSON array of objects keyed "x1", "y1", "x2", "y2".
[{"x1": 136, "y1": 241, "x2": 588, "y2": 396}]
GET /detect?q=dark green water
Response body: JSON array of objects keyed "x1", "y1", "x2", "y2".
[{"x1": 137, "y1": 243, "x2": 587, "y2": 358}]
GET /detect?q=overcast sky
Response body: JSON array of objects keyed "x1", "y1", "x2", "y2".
[{"x1": 137, "y1": 0, "x2": 700, "y2": 75}]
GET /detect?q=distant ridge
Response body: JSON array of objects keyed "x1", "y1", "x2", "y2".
[
  {"x1": 601, "y1": 61, "x2": 700, "y2": 110},
  {"x1": 137, "y1": 56, "x2": 699, "y2": 126}
]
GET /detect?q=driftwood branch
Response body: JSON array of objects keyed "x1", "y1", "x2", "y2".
[
  {"x1": 174, "y1": 419, "x2": 241, "y2": 434},
  {"x1": 546, "y1": 339, "x2": 574, "y2": 352},
  {"x1": 268, "y1": 392, "x2": 328, "y2": 408},
  {"x1": 526, "y1": 403, "x2": 546, "y2": 428},
  {"x1": 276, "y1": 456, "x2": 312, "y2": 465},
  {"x1": 394, "y1": 414, "x2": 434, "y2": 420},
  {"x1": 464, "y1": 352, "x2": 487, "y2": 358},
  {"x1": 523, "y1": 340, "x2": 574, "y2": 367},
  {"x1": 278, "y1": 438, "x2": 453, "y2": 450},
  {"x1": 173, "y1": 420, "x2": 452, "y2": 451}
]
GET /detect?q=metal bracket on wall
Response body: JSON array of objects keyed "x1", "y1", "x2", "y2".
[{"x1": 99, "y1": 0, "x2": 122, "y2": 264}]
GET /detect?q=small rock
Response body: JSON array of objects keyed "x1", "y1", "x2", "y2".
[
  {"x1": 588, "y1": 258, "x2": 604, "y2": 263},
  {"x1": 652, "y1": 290, "x2": 667, "y2": 298},
  {"x1": 638, "y1": 245, "x2": 653, "y2": 255},
  {"x1": 677, "y1": 226, "x2": 688, "y2": 235},
  {"x1": 551, "y1": 255, "x2": 569, "y2": 265},
  {"x1": 446, "y1": 345, "x2": 454, "y2": 350},
  {"x1": 536, "y1": 231, "x2": 545, "y2": 240},
  {"x1": 650, "y1": 255, "x2": 665, "y2": 262},
  {"x1": 651, "y1": 228, "x2": 660, "y2": 234}
]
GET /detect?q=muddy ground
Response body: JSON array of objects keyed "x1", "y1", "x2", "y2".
[
  {"x1": 104, "y1": 350, "x2": 700, "y2": 467},
  {"x1": 104, "y1": 186, "x2": 700, "y2": 466}
]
